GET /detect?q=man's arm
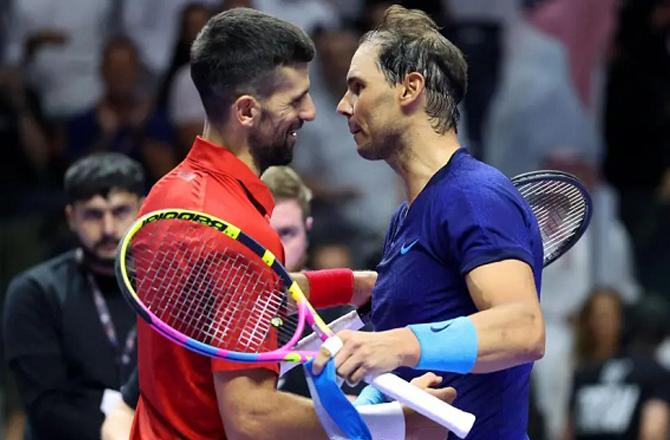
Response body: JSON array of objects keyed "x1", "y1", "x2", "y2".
[
  {"x1": 312, "y1": 259, "x2": 544, "y2": 382},
  {"x1": 463, "y1": 259, "x2": 545, "y2": 373},
  {"x1": 639, "y1": 399, "x2": 670, "y2": 440},
  {"x1": 214, "y1": 368, "x2": 328, "y2": 440},
  {"x1": 215, "y1": 367, "x2": 457, "y2": 440}
]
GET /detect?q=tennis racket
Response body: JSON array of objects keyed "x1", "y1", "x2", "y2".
[
  {"x1": 116, "y1": 209, "x2": 476, "y2": 438},
  {"x1": 511, "y1": 170, "x2": 592, "y2": 267}
]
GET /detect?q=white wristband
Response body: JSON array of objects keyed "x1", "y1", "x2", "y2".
[{"x1": 358, "y1": 402, "x2": 405, "y2": 440}]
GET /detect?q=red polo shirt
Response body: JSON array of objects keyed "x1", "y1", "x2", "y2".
[{"x1": 131, "y1": 137, "x2": 284, "y2": 440}]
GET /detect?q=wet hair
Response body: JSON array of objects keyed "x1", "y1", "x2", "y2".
[
  {"x1": 360, "y1": 4, "x2": 467, "y2": 133},
  {"x1": 64, "y1": 152, "x2": 145, "y2": 203},
  {"x1": 261, "y1": 166, "x2": 312, "y2": 218},
  {"x1": 190, "y1": 8, "x2": 315, "y2": 124}
]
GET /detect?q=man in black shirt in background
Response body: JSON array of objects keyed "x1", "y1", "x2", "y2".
[
  {"x1": 567, "y1": 291, "x2": 670, "y2": 440},
  {"x1": 3, "y1": 152, "x2": 144, "y2": 440}
]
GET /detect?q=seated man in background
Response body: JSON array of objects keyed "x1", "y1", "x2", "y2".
[{"x1": 4, "y1": 152, "x2": 145, "y2": 440}]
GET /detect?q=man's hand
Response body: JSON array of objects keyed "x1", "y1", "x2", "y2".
[
  {"x1": 101, "y1": 400, "x2": 135, "y2": 440},
  {"x1": 312, "y1": 328, "x2": 420, "y2": 384},
  {"x1": 404, "y1": 373, "x2": 455, "y2": 440}
]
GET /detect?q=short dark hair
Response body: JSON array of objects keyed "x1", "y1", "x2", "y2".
[
  {"x1": 261, "y1": 166, "x2": 312, "y2": 218},
  {"x1": 361, "y1": 5, "x2": 468, "y2": 134},
  {"x1": 64, "y1": 153, "x2": 145, "y2": 203},
  {"x1": 190, "y1": 8, "x2": 315, "y2": 124}
]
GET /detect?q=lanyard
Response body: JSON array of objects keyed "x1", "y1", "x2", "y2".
[{"x1": 86, "y1": 273, "x2": 137, "y2": 366}]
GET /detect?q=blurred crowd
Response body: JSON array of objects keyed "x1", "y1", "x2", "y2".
[{"x1": 1, "y1": 0, "x2": 669, "y2": 439}]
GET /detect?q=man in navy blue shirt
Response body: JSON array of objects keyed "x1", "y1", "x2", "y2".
[{"x1": 313, "y1": 5, "x2": 545, "y2": 439}]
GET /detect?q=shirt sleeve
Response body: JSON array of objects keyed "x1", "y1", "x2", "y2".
[
  {"x1": 3, "y1": 274, "x2": 104, "y2": 440},
  {"x1": 438, "y1": 184, "x2": 536, "y2": 275},
  {"x1": 211, "y1": 358, "x2": 279, "y2": 375}
]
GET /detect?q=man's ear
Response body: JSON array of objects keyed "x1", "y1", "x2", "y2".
[
  {"x1": 305, "y1": 216, "x2": 314, "y2": 232},
  {"x1": 65, "y1": 204, "x2": 75, "y2": 231},
  {"x1": 232, "y1": 95, "x2": 261, "y2": 128},
  {"x1": 399, "y1": 72, "x2": 425, "y2": 109}
]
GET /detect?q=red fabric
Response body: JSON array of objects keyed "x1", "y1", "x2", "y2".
[
  {"x1": 130, "y1": 137, "x2": 283, "y2": 440},
  {"x1": 304, "y1": 269, "x2": 354, "y2": 308}
]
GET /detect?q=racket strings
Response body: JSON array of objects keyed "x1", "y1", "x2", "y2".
[
  {"x1": 517, "y1": 179, "x2": 588, "y2": 262},
  {"x1": 127, "y1": 220, "x2": 301, "y2": 353}
]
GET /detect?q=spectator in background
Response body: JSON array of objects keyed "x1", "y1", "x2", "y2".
[
  {"x1": 155, "y1": 2, "x2": 213, "y2": 114},
  {"x1": 254, "y1": 0, "x2": 339, "y2": 34},
  {"x1": 66, "y1": 36, "x2": 176, "y2": 184},
  {"x1": 122, "y1": 0, "x2": 220, "y2": 77},
  {"x1": 3, "y1": 0, "x2": 117, "y2": 118},
  {"x1": 566, "y1": 289, "x2": 670, "y2": 439},
  {"x1": 3, "y1": 153, "x2": 144, "y2": 440},
  {"x1": 263, "y1": 166, "x2": 314, "y2": 273}
]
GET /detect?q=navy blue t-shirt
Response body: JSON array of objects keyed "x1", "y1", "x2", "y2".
[{"x1": 371, "y1": 148, "x2": 543, "y2": 439}]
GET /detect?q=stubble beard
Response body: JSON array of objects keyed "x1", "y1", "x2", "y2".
[
  {"x1": 249, "y1": 114, "x2": 294, "y2": 172},
  {"x1": 357, "y1": 127, "x2": 402, "y2": 162}
]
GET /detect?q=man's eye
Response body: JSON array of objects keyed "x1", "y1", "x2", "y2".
[
  {"x1": 82, "y1": 210, "x2": 103, "y2": 221},
  {"x1": 112, "y1": 205, "x2": 133, "y2": 218},
  {"x1": 279, "y1": 228, "x2": 297, "y2": 240}
]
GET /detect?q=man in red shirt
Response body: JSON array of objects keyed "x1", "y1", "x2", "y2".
[{"x1": 131, "y1": 8, "x2": 455, "y2": 439}]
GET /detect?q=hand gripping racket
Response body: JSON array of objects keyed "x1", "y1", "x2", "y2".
[{"x1": 115, "y1": 209, "x2": 476, "y2": 438}]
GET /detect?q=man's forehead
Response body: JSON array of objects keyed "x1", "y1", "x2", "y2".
[
  {"x1": 74, "y1": 190, "x2": 139, "y2": 208},
  {"x1": 348, "y1": 43, "x2": 378, "y2": 77},
  {"x1": 273, "y1": 64, "x2": 310, "y2": 89}
]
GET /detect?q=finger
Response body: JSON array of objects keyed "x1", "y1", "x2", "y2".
[
  {"x1": 429, "y1": 386, "x2": 457, "y2": 404},
  {"x1": 336, "y1": 353, "x2": 363, "y2": 382},
  {"x1": 348, "y1": 366, "x2": 367, "y2": 386},
  {"x1": 410, "y1": 372, "x2": 443, "y2": 388},
  {"x1": 311, "y1": 345, "x2": 333, "y2": 375}
]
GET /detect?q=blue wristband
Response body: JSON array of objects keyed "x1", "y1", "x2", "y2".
[
  {"x1": 407, "y1": 316, "x2": 478, "y2": 374},
  {"x1": 353, "y1": 384, "x2": 388, "y2": 406}
]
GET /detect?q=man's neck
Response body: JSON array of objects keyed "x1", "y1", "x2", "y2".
[
  {"x1": 201, "y1": 120, "x2": 260, "y2": 175},
  {"x1": 77, "y1": 249, "x2": 115, "y2": 277},
  {"x1": 389, "y1": 127, "x2": 461, "y2": 204}
]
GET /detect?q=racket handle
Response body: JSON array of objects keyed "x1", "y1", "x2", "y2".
[{"x1": 366, "y1": 372, "x2": 475, "y2": 439}]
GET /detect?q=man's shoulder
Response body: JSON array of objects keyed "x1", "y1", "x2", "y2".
[
  {"x1": 6, "y1": 250, "x2": 80, "y2": 308},
  {"x1": 141, "y1": 165, "x2": 241, "y2": 214},
  {"x1": 10, "y1": 251, "x2": 79, "y2": 286}
]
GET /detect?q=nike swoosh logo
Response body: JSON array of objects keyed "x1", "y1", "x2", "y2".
[
  {"x1": 430, "y1": 320, "x2": 454, "y2": 332},
  {"x1": 400, "y1": 239, "x2": 419, "y2": 255}
]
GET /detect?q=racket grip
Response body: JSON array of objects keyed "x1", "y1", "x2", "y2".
[{"x1": 366, "y1": 372, "x2": 475, "y2": 439}]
